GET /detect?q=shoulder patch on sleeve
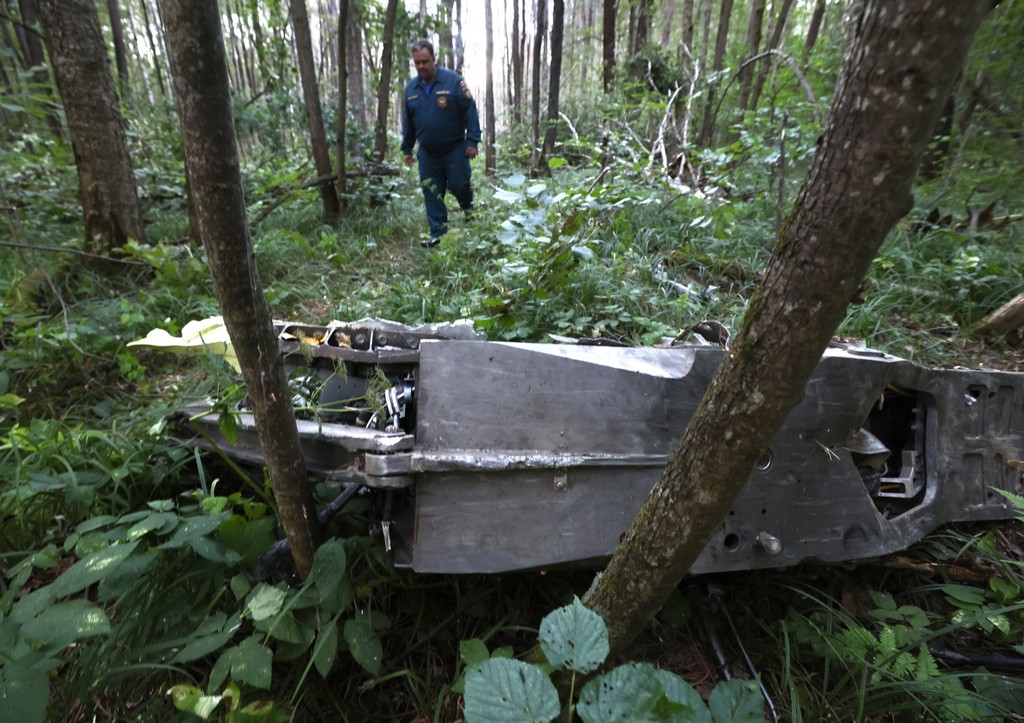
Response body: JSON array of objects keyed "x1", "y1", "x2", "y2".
[{"x1": 459, "y1": 79, "x2": 473, "y2": 99}]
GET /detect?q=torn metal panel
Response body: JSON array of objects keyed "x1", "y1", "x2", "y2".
[{"x1": 173, "y1": 319, "x2": 1024, "y2": 575}]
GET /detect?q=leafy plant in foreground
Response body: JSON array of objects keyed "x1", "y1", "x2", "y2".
[{"x1": 462, "y1": 596, "x2": 763, "y2": 722}]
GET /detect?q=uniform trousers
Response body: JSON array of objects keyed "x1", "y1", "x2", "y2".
[{"x1": 417, "y1": 145, "x2": 473, "y2": 240}]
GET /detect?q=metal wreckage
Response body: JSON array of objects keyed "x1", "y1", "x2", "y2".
[{"x1": 168, "y1": 317, "x2": 1024, "y2": 576}]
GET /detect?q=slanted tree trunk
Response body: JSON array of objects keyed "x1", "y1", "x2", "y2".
[
  {"x1": 159, "y1": 0, "x2": 322, "y2": 580},
  {"x1": 803, "y1": 0, "x2": 826, "y2": 60},
  {"x1": 139, "y1": 0, "x2": 168, "y2": 99},
  {"x1": 290, "y1": 0, "x2": 339, "y2": 221},
  {"x1": 373, "y1": 0, "x2": 398, "y2": 162},
  {"x1": 602, "y1": 0, "x2": 615, "y2": 92},
  {"x1": 735, "y1": 0, "x2": 765, "y2": 114},
  {"x1": 484, "y1": 0, "x2": 496, "y2": 176},
  {"x1": 37, "y1": 0, "x2": 146, "y2": 256},
  {"x1": 540, "y1": 0, "x2": 564, "y2": 165},
  {"x1": 585, "y1": 0, "x2": 994, "y2": 652},
  {"x1": 749, "y1": 0, "x2": 795, "y2": 112}
]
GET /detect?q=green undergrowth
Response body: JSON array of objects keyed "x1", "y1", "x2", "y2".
[{"x1": 3, "y1": 93, "x2": 1024, "y2": 718}]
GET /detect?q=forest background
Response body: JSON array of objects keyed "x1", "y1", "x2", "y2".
[{"x1": 1, "y1": 0, "x2": 1023, "y2": 720}]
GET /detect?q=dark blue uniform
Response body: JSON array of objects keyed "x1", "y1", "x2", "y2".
[{"x1": 401, "y1": 67, "x2": 481, "y2": 241}]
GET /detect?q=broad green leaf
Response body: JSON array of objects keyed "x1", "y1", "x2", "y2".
[
  {"x1": 219, "y1": 410, "x2": 238, "y2": 444},
  {"x1": 460, "y1": 638, "x2": 491, "y2": 667},
  {"x1": 171, "y1": 615, "x2": 237, "y2": 664},
  {"x1": 504, "y1": 172, "x2": 527, "y2": 188},
  {"x1": 20, "y1": 599, "x2": 111, "y2": 647},
  {"x1": 309, "y1": 537, "x2": 347, "y2": 601},
  {"x1": 577, "y1": 662, "x2": 666, "y2": 723},
  {"x1": 707, "y1": 678, "x2": 763, "y2": 723},
  {"x1": 463, "y1": 658, "x2": 560, "y2": 723},
  {"x1": 656, "y1": 670, "x2": 711, "y2": 722},
  {"x1": 167, "y1": 684, "x2": 223, "y2": 718},
  {"x1": 97, "y1": 551, "x2": 157, "y2": 601},
  {"x1": 257, "y1": 611, "x2": 314, "y2": 646},
  {"x1": 0, "y1": 392, "x2": 25, "y2": 408},
  {"x1": 989, "y1": 576, "x2": 1020, "y2": 604},
  {"x1": 940, "y1": 585, "x2": 986, "y2": 606},
  {"x1": 189, "y1": 535, "x2": 243, "y2": 564},
  {"x1": 50, "y1": 540, "x2": 139, "y2": 598},
  {"x1": 538, "y1": 596, "x2": 608, "y2": 674},
  {"x1": 0, "y1": 659, "x2": 49, "y2": 723},
  {"x1": 13, "y1": 542, "x2": 139, "y2": 621},
  {"x1": 313, "y1": 622, "x2": 339, "y2": 678},
  {"x1": 343, "y1": 613, "x2": 384, "y2": 676},
  {"x1": 246, "y1": 584, "x2": 287, "y2": 622},
  {"x1": 210, "y1": 636, "x2": 272, "y2": 691},
  {"x1": 494, "y1": 188, "x2": 522, "y2": 203},
  {"x1": 547, "y1": 157, "x2": 567, "y2": 169},
  {"x1": 526, "y1": 183, "x2": 547, "y2": 198},
  {"x1": 126, "y1": 511, "x2": 179, "y2": 539}
]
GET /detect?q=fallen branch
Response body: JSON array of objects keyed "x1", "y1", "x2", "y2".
[{"x1": 970, "y1": 291, "x2": 1024, "y2": 337}]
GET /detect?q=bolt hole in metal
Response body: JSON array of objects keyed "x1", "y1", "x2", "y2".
[{"x1": 724, "y1": 533, "x2": 740, "y2": 552}]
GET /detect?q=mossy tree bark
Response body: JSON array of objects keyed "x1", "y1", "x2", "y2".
[
  {"x1": 159, "y1": 0, "x2": 321, "y2": 579},
  {"x1": 37, "y1": 0, "x2": 146, "y2": 256},
  {"x1": 585, "y1": 0, "x2": 995, "y2": 652}
]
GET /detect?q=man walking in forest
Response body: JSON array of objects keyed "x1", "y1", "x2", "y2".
[{"x1": 401, "y1": 40, "x2": 480, "y2": 247}]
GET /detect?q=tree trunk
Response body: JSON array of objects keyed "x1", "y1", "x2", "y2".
[
  {"x1": 681, "y1": 0, "x2": 694, "y2": 52},
  {"x1": 454, "y1": 0, "x2": 464, "y2": 74},
  {"x1": 749, "y1": 0, "x2": 795, "y2": 112},
  {"x1": 158, "y1": 0, "x2": 322, "y2": 580},
  {"x1": 540, "y1": 0, "x2": 564, "y2": 166},
  {"x1": 584, "y1": 0, "x2": 994, "y2": 653},
  {"x1": 15, "y1": 0, "x2": 63, "y2": 138},
  {"x1": 106, "y1": 0, "x2": 130, "y2": 99},
  {"x1": 438, "y1": 0, "x2": 455, "y2": 69},
  {"x1": 660, "y1": 0, "x2": 676, "y2": 46},
  {"x1": 736, "y1": 0, "x2": 765, "y2": 113},
  {"x1": 123, "y1": 0, "x2": 154, "y2": 105},
  {"x1": 530, "y1": 0, "x2": 548, "y2": 172},
  {"x1": 697, "y1": 0, "x2": 732, "y2": 146},
  {"x1": 37, "y1": 0, "x2": 146, "y2": 256},
  {"x1": 290, "y1": 0, "x2": 339, "y2": 221},
  {"x1": 631, "y1": 0, "x2": 651, "y2": 56},
  {"x1": 602, "y1": 0, "x2": 615, "y2": 92},
  {"x1": 484, "y1": 0, "x2": 496, "y2": 176},
  {"x1": 346, "y1": 2, "x2": 367, "y2": 136},
  {"x1": 511, "y1": 0, "x2": 523, "y2": 124},
  {"x1": 803, "y1": 0, "x2": 826, "y2": 59},
  {"x1": 139, "y1": 0, "x2": 168, "y2": 99},
  {"x1": 373, "y1": 0, "x2": 398, "y2": 162},
  {"x1": 336, "y1": 0, "x2": 348, "y2": 207}
]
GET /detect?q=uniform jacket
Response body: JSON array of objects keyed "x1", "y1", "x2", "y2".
[{"x1": 401, "y1": 67, "x2": 481, "y2": 157}]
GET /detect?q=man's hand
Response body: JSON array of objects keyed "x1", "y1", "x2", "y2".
[
  {"x1": 404, "y1": 154, "x2": 414, "y2": 166},
  {"x1": 465, "y1": 146, "x2": 478, "y2": 160}
]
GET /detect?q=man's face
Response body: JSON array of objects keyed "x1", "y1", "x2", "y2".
[{"x1": 412, "y1": 48, "x2": 437, "y2": 83}]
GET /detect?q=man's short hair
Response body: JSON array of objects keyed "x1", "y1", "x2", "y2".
[{"x1": 410, "y1": 39, "x2": 435, "y2": 57}]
